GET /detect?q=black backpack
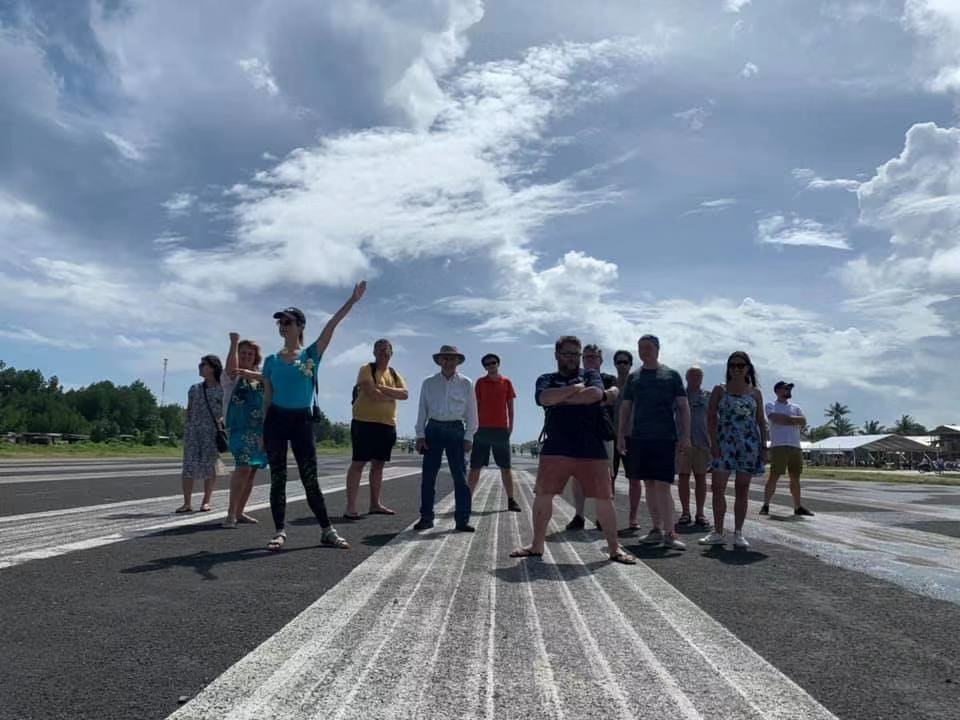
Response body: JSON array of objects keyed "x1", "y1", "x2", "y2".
[{"x1": 351, "y1": 363, "x2": 400, "y2": 405}]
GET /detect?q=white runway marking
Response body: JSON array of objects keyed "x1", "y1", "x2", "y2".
[
  {"x1": 170, "y1": 470, "x2": 839, "y2": 720},
  {"x1": 0, "y1": 467, "x2": 419, "y2": 569}
]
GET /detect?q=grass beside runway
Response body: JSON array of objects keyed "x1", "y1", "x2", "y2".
[
  {"x1": 803, "y1": 468, "x2": 960, "y2": 486},
  {"x1": 0, "y1": 442, "x2": 353, "y2": 460}
]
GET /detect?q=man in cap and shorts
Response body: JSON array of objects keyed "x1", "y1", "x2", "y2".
[
  {"x1": 467, "y1": 353, "x2": 520, "y2": 512},
  {"x1": 761, "y1": 381, "x2": 814, "y2": 517}
]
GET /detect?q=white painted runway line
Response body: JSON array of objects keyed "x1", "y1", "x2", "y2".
[
  {"x1": 170, "y1": 470, "x2": 839, "y2": 720},
  {"x1": 0, "y1": 466, "x2": 419, "y2": 570}
]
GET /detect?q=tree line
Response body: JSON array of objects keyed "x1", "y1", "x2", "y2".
[
  {"x1": 0, "y1": 361, "x2": 352, "y2": 446},
  {"x1": 807, "y1": 402, "x2": 928, "y2": 442}
]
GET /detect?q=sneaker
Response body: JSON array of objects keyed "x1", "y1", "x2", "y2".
[
  {"x1": 733, "y1": 532, "x2": 750, "y2": 549},
  {"x1": 661, "y1": 533, "x2": 687, "y2": 550},
  {"x1": 507, "y1": 498, "x2": 522, "y2": 512},
  {"x1": 698, "y1": 531, "x2": 726, "y2": 546},
  {"x1": 758, "y1": 504, "x2": 769, "y2": 516},
  {"x1": 565, "y1": 515, "x2": 586, "y2": 531},
  {"x1": 455, "y1": 524, "x2": 476, "y2": 532},
  {"x1": 413, "y1": 518, "x2": 434, "y2": 531},
  {"x1": 640, "y1": 529, "x2": 664, "y2": 545},
  {"x1": 794, "y1": 506, "x2": 815, "y2": 517}
]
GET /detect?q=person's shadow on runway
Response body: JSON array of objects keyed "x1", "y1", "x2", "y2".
[{"x1": 120, "y1": 545, "x2": 316, "y2": 581}]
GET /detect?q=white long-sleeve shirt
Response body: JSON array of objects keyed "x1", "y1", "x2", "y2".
[{"x1": 415, "y1": 371, "x2": 478, "y2": 438}]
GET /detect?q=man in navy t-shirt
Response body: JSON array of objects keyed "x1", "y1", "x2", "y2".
[{"x1": 510, "y1": 336, "x2": 636, "y2": 565}]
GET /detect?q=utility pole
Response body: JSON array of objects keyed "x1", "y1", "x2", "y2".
[{"x1": 160, "y1": 358, "x2": 168, "y2": 407}]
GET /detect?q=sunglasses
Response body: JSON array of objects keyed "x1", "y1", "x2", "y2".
[
  {"x1": 276, "y1": 318, "x2": 295, "y2": 327},
  {"x1": 728, "y1": 362, "x2": 748, "y2": 370},
  {"x1": 558, "y1": 352, "x2": 582, "y2": 358},
  {"x1": 483, "y1": 361, "x2": 499, "y2": 367},
  {"x1": 614, "y1": 360, "x2": 631, "y2": 366}
]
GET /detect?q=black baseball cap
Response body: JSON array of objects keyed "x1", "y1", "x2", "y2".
[
  {"x1": 774, "y1": 381, "x2": 794, "y2": 391},
  {"x1": 273, "y1": 306, "x2": 305, "y2": 324}
]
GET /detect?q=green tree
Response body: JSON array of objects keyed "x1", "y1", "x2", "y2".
[
  {"x1": 804, "y1": 424, "x2": 836, "y2": 443},
  {"x1": 824, "y1": 402, "x2": 853, "y2": 436},
  {"x1": 891, "y1": 414, "x2": 927, "y2": 435},
  {"x1": 861, "y1": 420, "x2": 885, "y2": 435}
]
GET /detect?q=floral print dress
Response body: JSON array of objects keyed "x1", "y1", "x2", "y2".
[
  {"x1": 226, "y1": 377, "x2": 268, "y2": 468},
  {"x1": 712, "y1": 389, "x2": 764, "y2": 475},
  {"x1": 182, "y1": 383, "x2": 226, "y2": 481}
]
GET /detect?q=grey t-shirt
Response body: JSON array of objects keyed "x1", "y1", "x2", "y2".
[
  {"x1": 688, "y1": 389, "x2": 710, "y2": 449},
  {"x1": 623, "y1": 364, "x2": 685, "y2": 441}
]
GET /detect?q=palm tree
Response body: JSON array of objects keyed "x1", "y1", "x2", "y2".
[
  {"x1": 862, "y1": 420, "x2": 885, "y2": 435},
  {"x1": 805, "y1": 424, "x2": 836, "y2": 442},
  {"x1": 824, "y1": 402, "x2": 852, "y2": 436},
  {"x1": 892, "y1": 414, "x2": 927, "y2": 435}
]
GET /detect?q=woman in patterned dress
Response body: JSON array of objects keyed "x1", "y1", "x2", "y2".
[
  {"x1": 221, "y1": 333, "x2": 268, "y2": 528},
  {"x1": 176, "y1": 355, "x2": 225, "y2": 513},
  {"x1": 698, "y1": 351, "x2": 768, "y2": 549}
]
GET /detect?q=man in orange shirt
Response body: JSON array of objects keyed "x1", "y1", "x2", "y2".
[{"x1": 467, "y1": 353, "x2": 520, "y2": 512}]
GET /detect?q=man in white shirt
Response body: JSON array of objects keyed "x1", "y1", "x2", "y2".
[
  {"x1": 414, "y1": 345, "x2": 479, "y2": 532},
  {"x1": 761, "y1": 381, "x2": 814, "y2": 517}
]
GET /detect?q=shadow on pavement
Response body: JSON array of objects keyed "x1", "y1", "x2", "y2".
[
  {"x1": 699, "y1": 547, "x2": 769, "y2": 565},
  {"x1": 491, "y1": 558, "x2": 608, "y2": 583},
  {"x1": 120, "y1": 545, "x2": 317, "y2": 580}
]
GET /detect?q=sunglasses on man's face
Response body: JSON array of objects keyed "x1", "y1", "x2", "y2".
[
  {"x1": 483, "y1": 361, "x2": 498, "y2": 368},
  {"x1": 615, "y1": 360, "x2": 631, "y2": 366},
  {"x1": 558, "y1": 352, "x2": 581, "y2": 358},
  {"x1": 728, "y1": 362, "x2": 748, "y2": 370}
]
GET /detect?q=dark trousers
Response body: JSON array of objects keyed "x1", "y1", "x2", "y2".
[
  {"x1": 420, "y1": 420, "x2": 471, "y2": 525},
  {"x1": 264, "y1": 406, "x2": 331, "y2": 532}
]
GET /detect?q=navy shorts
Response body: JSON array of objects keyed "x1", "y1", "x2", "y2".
[
  {"x1": 351, "y1": 420, "x2": 397, "y2": 463},
  {"x1": 470, "y1": 427, "x2": 512, "y2": 469},
  {"x1": 624, "y1": 437, "x2": 676, "y2": 483}
]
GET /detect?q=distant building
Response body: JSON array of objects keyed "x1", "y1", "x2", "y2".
[{"x1": 932, "y1": 426, "x2": 960, "y2": 457}]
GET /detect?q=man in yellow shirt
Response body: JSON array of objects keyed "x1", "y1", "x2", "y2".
[{"x1": 343, "y1": 339, "x2": 409, "y2": 518}]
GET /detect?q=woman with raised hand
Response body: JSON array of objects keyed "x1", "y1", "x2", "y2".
[
  {"x1": 262, "y1": 281, "x2": 367, "y2": 552},
  {"x1": 221, "y1": 333, "x2": 268, "y2": 528},
  {"x1": 699, "y1": 351, "x2": 767, "y2": 550},
  {"x1": 176, "y1": 354, "x2": 225, "y2": 513}
]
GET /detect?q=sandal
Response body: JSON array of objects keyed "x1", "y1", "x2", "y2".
[
  {"x1": 610, "y1": 548, "x2": 637, "y2": 565},
  {"x1": 199, "y1": 504, "x2": 212, "y2": 512},
  {"x1": 677, "y1": 512, "x2": 692, "y2": 526},
  {"x1": 368, "y1": 506, "x2": 396, "y2": 515},
  {"x1": 694, "y1": 515, "x2": 710, "y2": 528},
  {"x1": 342, "y1": 512, "x2": 362, "y2": 521},
  {"x1": 322, "y1": 529, "x2": 350, "y2": 549},
  {"x1": 222, "y1": 517, "x2": 238, "y2": 529},
  {"x1": 509, "y1": 547, "x2": 543, "y2": 559},
  {"x1": 267, "y1": 532, "x2": 286, "y2": 552},
  {"x1": 174, "y1": 505, "x2": 192, "y2": 514},
  {"x1": 238, "y1": 514, "x2": 259, "y2": 524}
]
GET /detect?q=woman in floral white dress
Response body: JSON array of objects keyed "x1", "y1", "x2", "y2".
[
  {"x1": 176, "y1": 355, "x2": 225, "y2": 513},
  {"x1": 261, "y1": 282, "x2": 366, "y2": 552}
]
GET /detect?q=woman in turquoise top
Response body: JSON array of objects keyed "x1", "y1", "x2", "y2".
[
  {"x1": 699, "y1": 351, "x2": 768, "y2": 550},
  {"x1": 262, "y1": 281, "x2": 366, "y2": 552},
  {"x1": 221, "y1": 333, "x2": 267, "y2": 528}
]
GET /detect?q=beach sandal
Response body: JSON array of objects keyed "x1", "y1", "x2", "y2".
[
  {"x1": 221, "y1": 517, "x2": 238, "y2": 529},
  {"x1": 199, "y1": 503, "x2": 212, "y2": 512},
  {"x1": 322, "y1": 529, "x2": 350, "y2": 549},
  {"x1": 342, "y1": 512, "x2": 362, "y2": 521},
  {"x1": 368, "y1": 506, "x2": 396, "y2": 515},
  {"x1": 694, "y1": 515, "x2": 710, "y2": 528},
  {"x1": 267, "y1": 532, "x2": 286, "y2": 552},
  {"x1": 509, "y1": 547, "x2": 544, "y2": 559},
  {"x1": 174, "y1": 505, "x2": 192, "y2": 514},
  {"x1": 238, "y1": 514, "x2": 259, "y2": 524},
  {"x1": 677, "y1": 512, "x2": 692, "y2": 526},
  {"x1": 610, "y1": 548, "x2": 637, "y2": 565}
]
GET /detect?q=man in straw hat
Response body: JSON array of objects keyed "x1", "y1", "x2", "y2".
[{"x1": 414, "y1": 345, "x2": 479, "y2": 532}]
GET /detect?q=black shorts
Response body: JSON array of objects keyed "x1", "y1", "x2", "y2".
[
  {"x1": 624, "y1": 437, "x2": 676, "y2": 483},
  {"x1": 351, "y1": 420, "x2": 397, "y2": 463},
  {"x1": 470, "y1": 427, "x2": 512, "y2": 469}
]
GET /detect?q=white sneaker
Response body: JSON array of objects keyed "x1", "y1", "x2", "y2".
[
  {"x1": 733, "y1": 532, "x2": 750, "y2": 549},
  {"x1": 640, "y1": 529, "x2": 664, "y2": 544},
  {"x1": 698, "y1": 531, "x2": 726, "y2": 546},
  {"x1": 661, "y1": 533, "x2": 687, "y2": 550}
]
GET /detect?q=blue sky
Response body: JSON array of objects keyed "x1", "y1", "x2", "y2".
[{"x1": 1, "y1": 0, "x2": 959, "y2": 440}]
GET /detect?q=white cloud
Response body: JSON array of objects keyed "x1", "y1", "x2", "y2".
[
  {"x1": 162, "y1": 192, "x2": 197, "y2": 216},
  {"x1": 327, "y1": 342, "x2": 375, "y2": 367},
  {"x1": 673, "y1": 105, "x2": 712, "y2": 131},
  {"x1": 757, "y1": 214, "x2": 851, "y2": 249},
  {"x1": 903, "y1": 0, "x2": 960, "y2": 93},
  {"x1": 682, "y1": 198, "x2": 737, "y2": 216},
  {"x1": 724, "y1": 0, "x2": 752, "y2": 12},
  {"x1": 236, "y1": 57, "x2": 280, "y2": 96},
  {"x1": 0, "y1": 326, "x2": 90, "y2": 350},
  {"x1": 791, "y1": 167, "x2": 861, "y2": 191},
  {"x1": 740, "y1": 61, "x2": 759, "y2": 78},
  {"x1": 160, "y1": 36, "x2": 657, "y2": 296},
  {"x1": 0, "y1": 192, "x2": 43, "y2": 223},
  {"x1": 103, "y1": 131, "x2": 144, "y2": 161}
]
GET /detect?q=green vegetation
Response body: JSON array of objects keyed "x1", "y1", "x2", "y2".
[
  {"x1": 803, "y1": 402, "x2": 929, "y2": 442},
  {"x1": 804, "y1": 467, "x2": 960, "y2": 486},
  {"x1": 0, "y1": 442, "x2": 184, "y2": 459}
]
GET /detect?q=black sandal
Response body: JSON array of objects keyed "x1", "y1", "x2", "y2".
[
  {"x1": 677, "y1": 512, "x2": 692, "y2": 526},
  {"x1": 509, "y1": 547, "x2": 543, "y2": 559}
]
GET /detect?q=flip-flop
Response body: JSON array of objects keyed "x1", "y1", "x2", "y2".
[
  {"x1": 174, "y1": 506, "x2": 192, "y2": 514},
  {"x1": 342, "y1": 512, "x2": 362, "y2": 521},
  {"x1": 368, "y1": 508, "x2": 396, "y2": 515},
  {"x1": 610, "y1": 549, "x2": 637, "y2": 565},
  {"x1": 267, "y1": 532, "x2": 286, "y2": 552},
  {"x1": 509, "y1": 547, "x2": 544, "y2": 559},
  {"x1": 238, "y1": 514, "x2": 259, "y2": 524},
  {"x1": 199, "y1": 504, "x2": 212, "y2": 512}
]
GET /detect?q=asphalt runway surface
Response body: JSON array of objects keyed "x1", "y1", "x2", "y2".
[{"x1": 0, "y1": 456, "x2": 958, "y2": 719}]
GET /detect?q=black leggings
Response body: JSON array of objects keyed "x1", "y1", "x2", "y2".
[{"x1": 264, "y1": 406, "x2": 331, "y2": 532}]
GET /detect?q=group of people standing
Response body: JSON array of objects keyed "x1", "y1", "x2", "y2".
[{"x1": 178, "y1": 280, "x2": 813, "y2": 561}]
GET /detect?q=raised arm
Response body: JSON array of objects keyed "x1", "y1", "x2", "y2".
[
  {"x1": 226, "y1": 333, "x2": 240, "y2": 378},
  {"x1": 312, "y1": 281, "x2": 366, "y2": 357}
]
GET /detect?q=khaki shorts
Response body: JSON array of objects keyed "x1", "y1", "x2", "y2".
[
  {"x1": 770, "y1": 446, "x2": 803, "y2": 476},
  {"x1": 677, "y1": 446, "x2": 711, "y2": 475},
  {"x1": 535, "y1": 455, "x2": 613, "y2": 500}
]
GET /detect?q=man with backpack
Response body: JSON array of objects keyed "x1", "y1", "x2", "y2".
[{"x1": 343, "y1": 338, "x2": 408, "y2": 519}]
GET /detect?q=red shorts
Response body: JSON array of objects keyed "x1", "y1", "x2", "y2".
[{"x1": 535, "y1": 455, "x2": 613, "y2": 500}]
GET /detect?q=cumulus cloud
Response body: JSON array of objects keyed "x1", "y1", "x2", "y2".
[
  {"x1": 237, "y1": 57, "x2": 280, "y2": 96},
  {"x1": 903, "y1": 0, "x2": 960, "y2": 92},
  {"x1": 724, "y1": 0, "x2": 752, "y2": 12},
  {"x1": 162, "y1": 192, "x2": 197, "y2": 216},
  {"x1": 740, "y1": 61, "x2": 759, "y2": 78},
  {"x1": 757, "y1": 214, "x2": 851, "y2": 249}
]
